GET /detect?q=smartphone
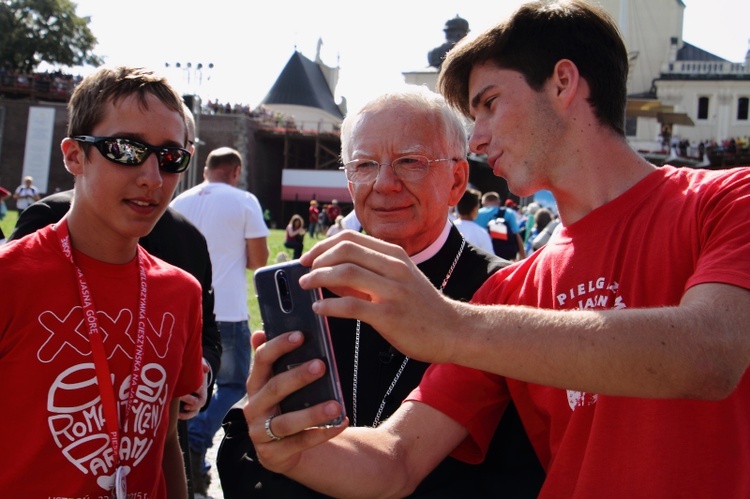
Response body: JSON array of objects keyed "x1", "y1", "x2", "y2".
[{"x1": 254, "y1": 260, "x2": 346, "y2": 427}]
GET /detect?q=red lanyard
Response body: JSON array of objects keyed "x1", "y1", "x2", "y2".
[{"x1": 55, "y1": 218, "x2": 147, "y2": 467}]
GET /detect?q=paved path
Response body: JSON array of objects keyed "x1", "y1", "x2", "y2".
[{"x1": 205, "y1": 427, "x2": 224, "y2": 499}]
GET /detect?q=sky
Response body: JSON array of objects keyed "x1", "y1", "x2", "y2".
[{"x1": 51, "y1": 0, "x2": 750, "y2": 113}]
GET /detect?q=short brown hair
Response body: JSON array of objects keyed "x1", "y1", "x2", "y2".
[
  {"x1": 439, "y1": 0, "x2": 628, "y2": 135},
  {"x1": 67, "y1": 66, "x2": 187, "y2": 144},
  {"x1": 456, "y1": 187, "x2": 481, "y2": 216}
]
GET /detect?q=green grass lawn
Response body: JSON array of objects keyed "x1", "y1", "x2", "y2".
[
  {"x1": 1, "y1": 209, "x2": 315, "y2": 332},
  {"x1": 0, "y1": 210, "x2": 18, "y2": 243}
]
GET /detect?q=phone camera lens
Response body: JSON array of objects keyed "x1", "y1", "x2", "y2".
[
  {"x1": 277, "y1": 272, "x2": 290, "y2": 296},
  {"x1": 276, "y1": 270, "x2": 294, "y2": 312}
]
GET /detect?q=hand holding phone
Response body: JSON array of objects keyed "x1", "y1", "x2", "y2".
[{"x1": 254, "y1": 260, "x2": 346, "y2": 427}]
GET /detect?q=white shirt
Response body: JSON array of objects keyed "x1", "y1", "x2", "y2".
[
  {"x1": 341, "y1": 210, "x2": 362, "y2": 231},
  {"x1": 326, "y1": 225, "x2": 345, "y2": 237},
  {"x1": 171, "y1": 181, "x2": 269, "y2": 321},
  {"x1": 454, "y1": 218, "x2": 494, "y2": 254},
  {"x1": 14, "y1": 185, "x2": 38, "y2": 210}
]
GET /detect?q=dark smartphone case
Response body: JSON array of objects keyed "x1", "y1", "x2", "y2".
[{"x1": 254, "y1": 260, "x2": 345, "y2": 426}]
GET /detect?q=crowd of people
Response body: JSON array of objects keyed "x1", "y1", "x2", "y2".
[
  {"x1": 655, "y1": 133, "x2": 750, "y2": 163},
  {"x1": 284, "y1": 189, "x2": 560, "y2": 266},
  {"x1": 202, "y1": 100, "x2": 301, "y2": 130},
  {"x1": 0, "y1": 69, "x2": 305, "y2": 135},
  {"x1": 451, "y1": 192, "x2": 559, "y2": 261},
  {"x1": 1, "y1": 1, "x2": 749, "y2": 499},
  {"x1": 0, "y1": 68, "x2": 83, "y2": 100}
]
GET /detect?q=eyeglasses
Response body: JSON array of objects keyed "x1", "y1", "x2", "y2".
[
  {"x1": 72, "y1": 135, "x2": 192, "y2": 173},
  {"x1": 339, "y1": 155, "x2": 457, "y2": 184}
]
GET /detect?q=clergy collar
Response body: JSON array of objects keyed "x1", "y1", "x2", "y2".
[{"x1": 410, "y1": 219, "x2": 453, "y2": 265}]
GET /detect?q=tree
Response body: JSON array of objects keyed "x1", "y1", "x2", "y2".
[{"x1": 0, "y1": 0, "x2": 102, "y2": 73}]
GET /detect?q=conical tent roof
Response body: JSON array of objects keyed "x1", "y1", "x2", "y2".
[{"x1": 261, "y1": 51, "x2": 343, "y2": 119}]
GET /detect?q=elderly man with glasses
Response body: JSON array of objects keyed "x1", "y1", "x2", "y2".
[{"x1": 217, "y1": 85, "x2": 544, "y2": 498}]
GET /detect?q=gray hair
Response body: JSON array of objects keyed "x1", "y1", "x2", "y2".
[{"x1": 340, "y1": 85, "x2": 469, "y2": 164}]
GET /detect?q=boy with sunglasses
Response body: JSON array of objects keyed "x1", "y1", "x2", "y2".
[
  {"x1": 8, "y1": 104, "x2": 222, "y2": 498},
  {"x1": 0, "y1": 66, "x2": 204, "y2": 498}
]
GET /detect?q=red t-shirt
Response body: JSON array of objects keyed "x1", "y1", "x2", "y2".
[
  {"x1": 326, "y1": 204, "x2": 341, "y2": 221},
  {"x1": 409, "y1": 166, "x2": 750, "y2": 498},
  {"x1": 309, "y1": 205, "x2": 319, "y2": 223},
  {"x1": 0, "y1": 225, "x2": 204, "y2": 497}
]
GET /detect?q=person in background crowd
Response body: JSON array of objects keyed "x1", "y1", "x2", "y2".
[
  {"x1": 473, "y1": 191, "x2": 526, "y2": 260},
  {"x1": 0, "y1": 186, "x2": 10, "y2": 221},
  {"x1": 522, "y1": 201, "x2": 540, "y2": 247},
  {"x1": 485, "y1": 196, "x2": 526, "y2": 261},
  {"x1": 473, "y1": 190, "x2": 501, "y2": 228},
  {"x1": 308, "y1": 199, "x2": 320, "y2": 239},
  {"x1": 325, "y1": 199, "x2": 341, "y2": 229},
  {"x1": 242, "y1": 1, "x2": 750, "y2": 497},
  {"x1": 498, "y1": 198, "x2": 526, "y2": 259},
  {"x1": 524, "y1": 206, "x2": 554, "y2": 255},
  {"x1": 325, "y1": 215, "x2": 346, "y2": 238},
  {"x1": 284, "y1": 213, "x2": 306, "y2": 259},
  {"x1": 453, "y1": 187, "x2": 495, "y2": 254},
  {"x1": 13, "y1": 176, "x2": 40, "y2": 212},
  {"x1": 318, "y1": 204, "x2": 329, "y2": 232},
  {"x1": 503, "y1": 198, "x2": 524, "y2": 236}
]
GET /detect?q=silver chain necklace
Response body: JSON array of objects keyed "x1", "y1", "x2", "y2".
[{"x1": 352, "y1": 237, "x2": 466, "y2": 427}]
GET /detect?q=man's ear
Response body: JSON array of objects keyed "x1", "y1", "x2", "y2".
[
  {"x1": 551, "y1": 59, "x2": 580, "y2": 110},
  {"x1": 61, "y1": 138, "x2": 85, "y2": 175},
  {"x1": 448, "y1": 158, "x2": 470, "y2": 206}
]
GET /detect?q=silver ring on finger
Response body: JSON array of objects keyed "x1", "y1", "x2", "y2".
[{"x1": 265, "y1": 415, "x2": 283, "y2": 441}]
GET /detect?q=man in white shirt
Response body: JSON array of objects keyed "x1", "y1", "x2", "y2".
[
  {"x1": 13, "y1": 176, "x2": 40, "y2": 212},
  {"x1": 453, "y1": 187, "x2": 496, "y2": 254}
]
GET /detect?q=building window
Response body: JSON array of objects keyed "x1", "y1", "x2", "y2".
[
  {"x1": 738, "y1": 97, "x2": 749, "y2": 121},
  {"x1": 697, "y1": 97, "x2": 709, "y2": 120}
]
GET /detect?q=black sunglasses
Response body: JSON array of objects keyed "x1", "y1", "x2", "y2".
[{"x1": 72, "y1": 135, "x2": 192, "y2": 174}]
